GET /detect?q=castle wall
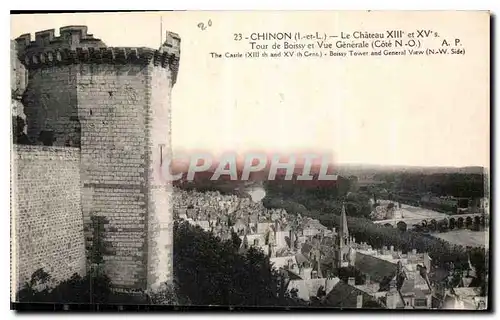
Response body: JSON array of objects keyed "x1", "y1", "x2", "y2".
[
  {"x1": 22, "y1": 66, "x2": 79, "y2": 146},
  {"x1": 11, "y1": 145, "x2": 86, "y2": 291}
]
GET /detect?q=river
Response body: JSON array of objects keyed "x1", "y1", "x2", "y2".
[{"x1": 373, "y1": 200, "x2": 489, "y2": 248}]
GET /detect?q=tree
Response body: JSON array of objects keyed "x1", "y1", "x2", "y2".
[
  {"x1": 449, "y1": 218, "x2": 456, "y2": 230},
  {"x1": 12, "y1": 116, "x2": 32, "y2": 145},
  {"x1": 148, "y1": 283, "x2": 179, "y2": 305},
  {"x1": 337, "y1": 266, "x2": 366, "y2": 285},
  {"x1": 412, "y1": 224, "x2": 423, "y2": 233},
  {"x1": 88, "y1": 215, "x2": 108, "y2": 266},
  {"x1": 465, "y1": 217, "x2": 473, "y2": 229},
  {"x1": 437, "y1": 219, "x2": 449, "y2": 233},
  {"x1": 396, "y1": 221, "x2": 407, "y2": 232},
  {"x1": 363, "y1": 300, "x2": 384, "y2": 309},
  {"x1": 429, "y1": 219, "x2": 437, "y2": 232},
  {"x1": 472, "y1": 216, "x2": 481, "y2": 231},
  {"x1": 17, "y1": 270, "x2": 116, "y2": 304},
  {"x1": 17, "y1": 268, "x2": 52, "y2": 301},
  {"x1": 230, "y1": 230, "x2": 242, "y2": 250}
]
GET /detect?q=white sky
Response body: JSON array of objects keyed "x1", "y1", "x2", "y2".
[{"x1": 10, "y1": 11, "x2": 490, "y2": 167}]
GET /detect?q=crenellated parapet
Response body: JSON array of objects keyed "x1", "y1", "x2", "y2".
[
  {"x1": 15, "y1": 26, "x2": 107, "y2": 56},
  {"x1": 18, "y1": 47, "x2": 177, "y2": 71},
  {"x1": 161, "y1": 31, "x2": 181, "y2": 84},
  {"x1": 15, "y1": 26, "x2": 182, "y2": 85}
]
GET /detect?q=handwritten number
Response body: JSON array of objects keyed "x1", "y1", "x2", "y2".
[{"x1": 198, "y1": 19, "x2": 213, "y2": 31}]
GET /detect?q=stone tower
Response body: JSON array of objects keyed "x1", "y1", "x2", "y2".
[
  {"x1": 14, "y1": 26, "x2": 181, "y2": 292},
  {"x1": 334, "y1": 203, "x2": 352, "y2": 269}
]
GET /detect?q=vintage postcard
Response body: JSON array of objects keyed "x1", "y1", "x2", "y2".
[{"x1": 10, "y1": 11, "x2": 490, "y2": 310}]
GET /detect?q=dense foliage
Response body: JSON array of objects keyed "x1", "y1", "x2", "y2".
[
  {"x1": 17, "y1": 269, "x2": 117, "y2": 304},
  {"x1": 264, "y1": 175, "x2": 351, "y2": 202},
  {"x1": 173, "y1": 172, "x2": 246, "y2": 196},
  {"x1": 173, "y1": 221, "x2": 304, "y2": 306},
  {"x1": 336, "y1": 266, "x2": 366, "y2": 285},
  {"x1": 373, "y1": 172, "x2": 486, "y2": 198}
]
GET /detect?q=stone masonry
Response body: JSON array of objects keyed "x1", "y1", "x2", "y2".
[
  {"x1": 11, "y1": 146, "x2": 86, "y2": 292},
  {"x1": 12, "y1": 25, "x2": 180, "y2": 293}
]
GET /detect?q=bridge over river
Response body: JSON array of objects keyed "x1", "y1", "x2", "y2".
[{"x1": 373, "y1": 204, "x2": 487, "y2": 228}]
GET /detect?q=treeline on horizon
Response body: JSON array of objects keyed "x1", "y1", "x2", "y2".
[
  {"x1": 174, "y1": 169, "x2": 486, "y2": 199},
  {"x1": 173, "y1": 172, "x2": 347, "y2": 196},
  {"x1": 373, "y1": 172, "x2": 486, "y2": 198}
]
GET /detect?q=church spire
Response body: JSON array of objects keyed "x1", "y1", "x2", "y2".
[{"x1": 335, "y1": 202, "x2": 352, "y2": 269}]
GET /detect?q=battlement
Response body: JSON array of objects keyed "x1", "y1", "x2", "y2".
[
  {"x1": 18, "y1": 46, "x2": 177, "y2": 69},
  {"x1": 162, "y1": 31, "x2": 181, "y2": 52},
  {"x1": 15, "y1": 26, "x2": 181, "y2": 84},
  {"x1": 15, "y1": 26, "x2": 106, "y2": 55}
]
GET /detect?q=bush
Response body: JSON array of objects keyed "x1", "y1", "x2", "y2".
[{"x1": 17, "y1": 268, "x2": 113, "y2": 304}]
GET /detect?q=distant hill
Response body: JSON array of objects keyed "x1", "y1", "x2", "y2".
[
  {"x1": 168, "y1": 155, "x2": 486, "y2": 196},
  {"x1": 334, "y1": 163, "x2": 487, "y2": 180}
]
